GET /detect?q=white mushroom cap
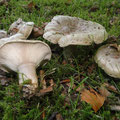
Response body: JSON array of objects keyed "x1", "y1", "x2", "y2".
[
  {"x1": 9, "y1": 18, "x2": 34, "y2": 39},
  {"x1": 0, "y1": 30, "x2": 7, "y2": 39},
  {"x1": 94, "y1": 44, "x2": 120, "y2": 78},
  {"x1": 9, "y1": 18, "x2": 25, "y2": 33},
  {"x1": 43, "y1": 15, "x2": 108, "y2": 47},
  {"x1": 0, "y1": 40, "x2": 51, "y2": 90}
]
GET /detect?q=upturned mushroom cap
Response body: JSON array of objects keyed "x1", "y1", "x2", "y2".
[
  {"x1": 0, "y1": 30, "x2": 7, "y2": 39},
  {"x1": 43, "y1": 15, "x2": 108, "y2": 47},
  {"x1": 9, "y1": 18, "x2": 34, "y2": 39},
  {"x1": 94, "y1": 44, "x2": 120, "y2": 78},
  {"x1": 0, "y1": 40, "x2": 51, "y2": 90}
]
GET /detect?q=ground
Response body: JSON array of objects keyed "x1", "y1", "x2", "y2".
[{"x1": 0, "y1": 0, "x2": 120, "y2": 120}]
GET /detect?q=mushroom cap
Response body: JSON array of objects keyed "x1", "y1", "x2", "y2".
[
  {"x1": 0, "y1": 30, "x2": 7, "y2": 39},
  {"x1": 9, "y1": 18, "x2": 34, "y2": 39},
  {"x1": 0, "y1": 40, "x2": 51, "y2": 72},
  {"x1": 9, "y1": 18, "x2": 25, "y2": 33},
  {"x1": 43, "y1": 15, "x2": 108, "y2": 47},
  {"x1": 94, "y1": 44, "x2": 120, "y2": 78}
]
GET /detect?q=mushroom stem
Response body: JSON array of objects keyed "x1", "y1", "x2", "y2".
[
  {"x1": 63, "y1": 45, "x2": 77, "y2": 59},
  {"x1": 18, "y1": 63, "x2": 38, "y2": 89}
]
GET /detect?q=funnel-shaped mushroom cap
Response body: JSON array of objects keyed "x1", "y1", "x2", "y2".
[
  {"x1": 0, "y1": 30, "x2": 7, "y2": 39},
  {"x1": 43, "y1": 15, "x2": 108, "y2": 47},
  {"x1": 9, "y1": 18, "x2": 34, "y2": 39},
  {"x1": 0, "y1": 40, "x2": 51, "y2": 72},
  {"x1": 0, "y1": 40, "x2": 51, "y2": 90},
  {"x1": 95, "y1": 44, "x2": 120, "y2": 78}
]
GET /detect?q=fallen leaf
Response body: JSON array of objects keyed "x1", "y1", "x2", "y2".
[
  {"x1": 87, "y1": 64, "x2": 96, "y2": 74},
  {"x1": 75, "y1": 83, "x2": 85, "y2": 92},
  {"x1": 103, "y1": 83, "x2": 117, "y2": 92},
  {"x1": 60, "y1": 79, "x2": 70, "y2": 84},
  {"x1": 27, "y1": 1, "x2": 35, "y2": 10},
  {"x1": 81, "y1": 87, "x2": 105, "y2": 112},
  {"x1": 36, "y1": 86, "x2": 53, "y2": 96},
  {"x1": 62, "y1": 60, "x2": 67, "y2": 65},
  {"x1": 99, "y1": 85, "x2": 111, "y2": 98},
  {"x1": 41, "y1": 22, "x2": 48, "y2": 28},
  {"x1": 42, "y1": 108, "x2": 45, "y2": 119},
  {"x1": 29, "y1": 25, "x2": 44, "y2": 38},
  {"x1": 56, "y1": 113, "x2": 64, "y2": 120},
  {"x1": 49, "y1": 79, "x2": 54, "y2": 86}
]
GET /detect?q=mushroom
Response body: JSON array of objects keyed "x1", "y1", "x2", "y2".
[
  {"x1": 0, "y1": 30, "x2": 7, "y2": 39},
  {"x1": 0, "y1": 40, "x2": 51, "y2": 91},
  {"x1": 94, "y1": 44, "x2": 120, "y2": 78},
  {"x1": 43, "y1": 15, "x2": 108, "y2": 57},
  {"x1": 43, "y1": 15, "x2": 108, "y2": 47},
  {"x1": 8, "y1": 18, "x2": 34, "y2": 40}
]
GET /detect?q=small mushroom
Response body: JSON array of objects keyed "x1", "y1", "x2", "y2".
[
  {"x1": 0, "y1": 22, "x2": 34, "y2": 42},
  {"x1": 0, "y1": 30, "x2": 7, "y2": 39},
  {"x1": 94, "y1": 44, "x2": 120, "y2": 78},
  {"x1": 0, "y1": 40, "x2": 51, "y2": 92},
  {"x1": 43, "y1": 15, "x2": 108, "y2": 47},
  {"x1": 8, "y1": 18, "x2": 34, "y2": 39}
]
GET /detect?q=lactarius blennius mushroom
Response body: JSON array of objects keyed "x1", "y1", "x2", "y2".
[
  {"x1": 95, "y1": 44, "x2": 120, "y2": 78},
  {"x1": 43, "y1": 15, "x2": 108, "y2": 57},
  {"x1": 0, "y1": 40, "x2": 51, "y2": 92},
  {"x1": 43, "y1": 15, "x2": 108, "y2": 46},
  {"x1": 8, "y1": 18, "x2": 34, "y2": 40}
]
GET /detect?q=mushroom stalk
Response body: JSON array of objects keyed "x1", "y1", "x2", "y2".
[
  {"x1": 18, "y1": 63, "x2": 38, "y2": 89},
  {"x1": 63, "y1": 45, "x2": 78, "y2": 59}
]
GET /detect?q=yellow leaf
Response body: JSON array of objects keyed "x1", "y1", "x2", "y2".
[{"x1": 81, "y1": 87, "x2": 105, "y2": 112}]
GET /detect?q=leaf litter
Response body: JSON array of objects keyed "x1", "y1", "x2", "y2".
[{"x1": 81, "y1": 87, "x2": 105, "y2": 113}]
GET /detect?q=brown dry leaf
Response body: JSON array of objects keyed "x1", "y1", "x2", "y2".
[
  {"x1": 60, "y1": 79, "x2": 70, "y2": 84},
  {"x1": 66, "y1": 82, "x2": 84, "y2": 93},
  {"x1": 81, "y1": 87, "x2": 105, "y2": 112},
  {"x1": 49, "y1": 79, "x2": 54, "y2": 86},
  {"x1": 62, "y1": 60, "x2": 67, "y2": 65},
  {"x1": 87, "y1": 64, "x2": 96, "y2": 74},
  {"x1": 103, "y1": 83, "x2": 117, "y2": 92},
  {"x1": 30, "y1": 25, "x2": 44, "y2": 38},
  {"x1": 76, "y1": 83, "x2": 85, "y2": 92},
  {"x1": 66, "y1": 83, "x2": 76, "y2": 89},
  {"x1": 99, "y1": 86, "x2": 111, "y2": 99},
  {"x1": 42, "y1": 110, "x2": 45, "y2": 119},
  {"x1": 36, "y1": 86, "x2": 53, "y2": 96},
  {"x1": 41, "y1": 22, "x2": 48, "y2": 28},
  {"x1": 28, "y1": 1, "x2": 35, "y2": 10},
  {"x1": 56, "y1": 113, "x2": 64, "y2": 120}
]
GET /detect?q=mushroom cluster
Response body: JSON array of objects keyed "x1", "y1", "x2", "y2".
[
  {"x1": 0, "y1": 18, "x2": 52, "y2": 94},
  {"x1": 0, "y1": 15, "x2": 111, "y2": 95}
]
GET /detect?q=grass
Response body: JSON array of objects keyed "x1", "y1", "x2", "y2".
[{"x1": 0, "y1": 0, "x2": 120, "y2": 119}]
